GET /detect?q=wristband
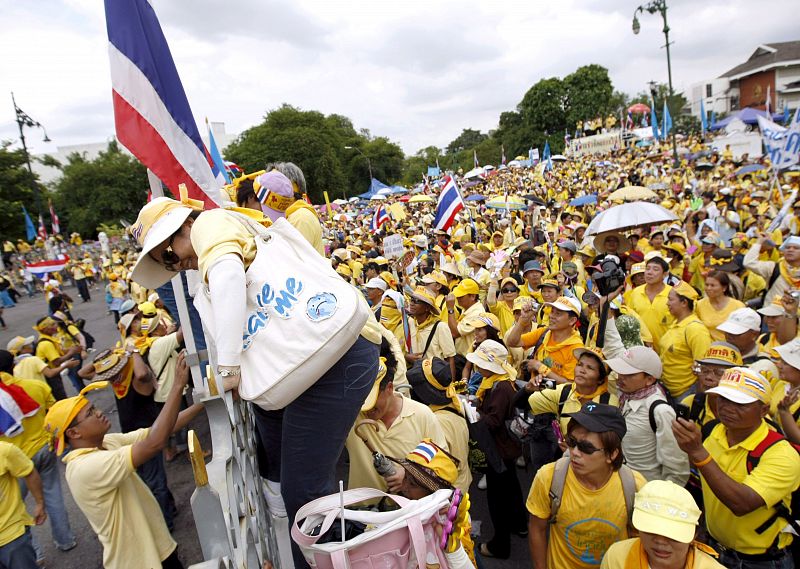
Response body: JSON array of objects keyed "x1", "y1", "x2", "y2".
[
  {"x1": 538, "y1": 364, "x2": 551, "y2": 377},
  {"x1": 693, "y1": 454, "x2": 713, "y2": 468}
]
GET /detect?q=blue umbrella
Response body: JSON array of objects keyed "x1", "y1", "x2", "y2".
[
  {"x1": 569, "y1": 194, "x2": 597, "y2": 207},
  {"x1": 735, "y1": 164, "x2": 766, "y2": 177},
  {"x1": 465, "y1": 194, "x2": 486, "y2": 201}
]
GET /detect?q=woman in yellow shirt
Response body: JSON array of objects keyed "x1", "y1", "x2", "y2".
[{"x1": 695, "y1": 271, "x2": 745, "y2": 342}]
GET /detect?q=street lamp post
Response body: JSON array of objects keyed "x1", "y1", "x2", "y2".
[
  {"x1": 12, "y1": 92, "x2": 51, "y2": 217},
  {"x1": 344, "y1": 145, "x2": 373, "y2": 198},
  {"x1": 632, "y1": 0, "x2": 679, "y2": 167}
]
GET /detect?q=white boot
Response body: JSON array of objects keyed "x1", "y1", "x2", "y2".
[
  {"x1": 477, "y1": 474, "x2": 487, "y2": 490},
  {"x1": 263, "y1": 479, "x2": 287, "y2": 518}
]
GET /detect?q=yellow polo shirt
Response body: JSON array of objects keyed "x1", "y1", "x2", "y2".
[
  {"x1": 702, "y1": 421, "x2": 800, "y2": 554},
  {"x1": 434, "y1": 408, "x2": 472, "y2": 493},
  {"x1": 64, "y1": 429, "x2": 176, "y2": 569},
  {"x1": 623, "y1": 284, "x2": 674, "y2": 351},
  {"x1": 345, "y1": 397, "x2": 448, "y2": 491},
  {"x1": 0, "y1": 442, "x2": 34, "y2": 547},
  {"x1": 13, "y1": 355, "x2": 48, "y2": 382},
  {"x1": 659, "y1": 316, "x2": 711, "y2": 397},
  {"x1": 527, "y1": 461, "x2": 646, "y2": 568},
  {"x1": 0, "y1": 374, "x2": 54, "y2": 458}
]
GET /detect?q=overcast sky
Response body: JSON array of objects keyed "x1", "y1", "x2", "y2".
[{"x1": 0, "y1": 0, "x2": 796, "y2": 158}]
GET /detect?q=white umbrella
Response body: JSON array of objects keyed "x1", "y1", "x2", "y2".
[
  {"x1": 369, "y1": 194, "x2": 387, "y2": 201},
  {"x1": 376, "y1": 187, "x2": 392, "y2": 196},
  {"x1": 464, "y1": 166, "x2": 485, "y2": 179},
  {"x1": 585, "y1": 201, "x2": 678, "y2": 236},
  {"x1": 348, "y1": 197, "x2": 359, "y2": 203},
  {"x1": 551, "y1": 154, "x2": 568, "y2": 162},
  {"x1": 332, "y1": 199, "x2": 347, "y2": 205}
]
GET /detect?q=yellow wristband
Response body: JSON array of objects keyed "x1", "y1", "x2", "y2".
[
  {"x1": 539, "y1": 364, "x2": 551, "y2": 377},
  {"x1": 693, "y1": 454, "x2": 713, "y2": 468}
]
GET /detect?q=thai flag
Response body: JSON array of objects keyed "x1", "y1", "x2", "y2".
[
  {"x1": 104, "y1": 0, "x2": 220, "y2": 209},
  {"x1": 410, "y1": 441, "x2": 438, "y2": 463},
  {"x1": 433, "y1": 175, "x2": 464, "y2": 232},
  {"x1": 25, "y1": 255, "x2": 70, "y2": 276},
  {"x1": 206, "y1": 118, "x2": 230, "y2": 184},
  {"x1": 224, "y1": 161, "x2": 242, "y2": 177},
  {"x1": 37, "y1": 215, "x2": 47, "y2": 240},
  {"x1": 626, "y1": 111, "x2": 634, "y2": 130},
  {"x1": 49, "y1": 200, "x2": 60, "y2": 234},
  {"x1": 371, "y1": 205, "x2": 390, "y2": 232}
]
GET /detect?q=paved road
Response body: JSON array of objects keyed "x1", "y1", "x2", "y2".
[
  {"x1": 1, "y1": 286, "x2": 209, "y2": 569},
  {"x1": 2, "y1": 285, "x2": 534, "y2": 568}
]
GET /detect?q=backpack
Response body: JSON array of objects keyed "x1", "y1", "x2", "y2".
[
  {"x1": 548, "y1": 456, "x2": 636, "y2": 532},
  {"x1": 745, "y1": 429, "x2": 800, "y2": 537},
  {"x1": 647, "y1": 383, "x2": 678, "y2": 432}
]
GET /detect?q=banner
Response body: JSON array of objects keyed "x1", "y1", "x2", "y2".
[
  {"x1": 568, "y1": 131, "x2": 623, "y2": 157},
  {"x1": 757, "y1": 113, "x2": 799, "y2": 169}
]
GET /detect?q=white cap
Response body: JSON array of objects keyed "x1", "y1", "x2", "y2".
[
  {"x1": 365, "y1": 277, "x2": 388, "y2": 291},
  {"x1": 716, "y1": 307, "x2": 761, "y2": 335},
  {"x1": 775, "y1": 338, "x2": 800, "y2": 370},
  {"x1": 757, "y1": 302, "x2": 786, "y2": 317},
  {"x1": 605, "y1": 346, "x2": 663, "y2": 378},
  {"x1": 546, "y1": 296, "x2": 581, "y2": 316}
]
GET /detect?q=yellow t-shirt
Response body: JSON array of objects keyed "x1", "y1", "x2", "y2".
[
  {"x1": 488, "y1": 300, "x2": 516, "y2": 336},
  {"x1": 285, "y1": 201, "x2": 324, "y2": 256},
  {"x1": 408, "y1": 316, "x2": 456, "y2": 360},
  {"x1": 0, "y1": 374, "x2": 54, "y2": 458},
  {"x1": 624, "y1": 284, "x2": 674, "y2": 352},
  {"x1": 455, "y1": 302, "x2": 486, "y2": 356},
  {"x1": 434, "y1": 408, "x2": 472, "y2": 493},
  {"x1": 0, "y1": 442, "x2": 34, "y2": 547},
  {"x1": 35, "y1": 335, "x2": 63, "y2": 365},
  {"x1": 147, "y1": 333, "x2": 180, "y2": 404},
  {"x1": 702, "y1": 421, "x2": 800, "y2": 554},
  {"x1": 659, "y1": 316, "x2": 712, "y2": 397},
  {"x1": 695, "y1": 297, "x2": 745, "y2": 342},
  {"x1": 13, "y1": 355, "x2": 48, "y2": 382},
  {"x1": 601, "y1": 538, "x2": 725, "y2": 569},
  {"x1": 64, "y1": 429, "x2": 176, "y2": 569},
  {"x1": 526, "y1": 461, "x2": 646, "y2": 568}
]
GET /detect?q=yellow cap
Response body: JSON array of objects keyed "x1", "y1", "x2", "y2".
[
  {"x1": 632, "y1": 480, "x2": 701, "y2": 543},
  {"x1": 697, "y1": 342, "x2": 743, "y2": 367},
  {"x1": 6, "y1": 335, "x2": 35, "y2": 355},
  {"x1": 138, "y1": 301, "x2": 158, "y2": 318},
  {"x1": 44, "y1": 382, "x2": 110, "y2": 455},
  {"x1": 452, "y1": 278, "x2": 479, "y2": 297},
  {"x1": 706, "y1": 367, "x2": 771, "y2": 404},
  {"x1": 360, "y1": 358, "x2": 388, "y2": 412},
  {"x1": 672, "y1": 281, "x2": 699, "y2": 301},
  {"x1": 404, "y1": 439, "x2": 458, "y2": 486},
  {"x1": 465, "y1": 312, "x2": 501, "y2": 330}
]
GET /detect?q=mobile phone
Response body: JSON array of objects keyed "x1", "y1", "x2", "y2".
[{"x1": 675, "y1": 403, "x2": 691, "y2": 421}]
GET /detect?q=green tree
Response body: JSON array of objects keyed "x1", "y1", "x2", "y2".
[
  {"x1": 445, "y1": 128, "x2": 488, "y2": 154},
  {"x1": 225, "y1": 104, "x2": 405, "y2": 200},
  {"x1": 563, "y1": 64, "x2": 614, "y2": 132},
  {"x1": 0, "y1": 142, "x2": 38, "y2": 241},
  {"x1": 52, "y1": 141, "x2": 148, "y2": 238}
]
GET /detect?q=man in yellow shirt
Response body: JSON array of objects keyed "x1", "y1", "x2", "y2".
[
  {"x1": 659, "y1": 282, "x2": 711, "y2": 399},
  {"x1": 673, "y1": 368, "x2": 800, "y2": 565},
  {"x1": 405, "y1": 287, "x2": 457, "y2": 380},
  {"x1": 44, "y1": 354, "x2": 203, "y2": 569},
  {"x1": 0, "y1": 442, "x2": 46, "y2": 569},
  {"x1": 446, "y1": 278, "x2": 485, "y2": 356},
  {"x1": 34, "y1": 317, "x2": 82, "y2": 400},
  {"x1": 624, "y1": 255, "x2": 674, "y2": 352},
  {"x1": 7, "y1": 335, "x2": 78, "y2": 384},
  {"x1": 0, "y1": 350, "x2": 76, "y2": 555}
]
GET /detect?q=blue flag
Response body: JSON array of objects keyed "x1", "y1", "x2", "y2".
[
  {"x1": 662, "y1": 101, "x2": 673, "y2": 140},
  {"x1": 650, "y1": 103, "x2": 661, "y2": 141},
  {"x1": 784, "y1": 107, "x2": 791, "y2": 124},
  {"x1": 22, "y1": 206, "x2": 35, "y2": 241},
  {"x1": 700, "y1": 99, "x2": 707, "y2": 136},
  {"x1": 542, "y1": 141, "x2": 553, "y2": 171},
  {"x1": 710, "y1": 110, "x2": 717, "y2": 130}
]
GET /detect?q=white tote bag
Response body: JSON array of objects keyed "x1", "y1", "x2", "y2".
[
  {"x1": 194, "y1": 212, "x2": 370, "y2": 410},
  {"x1": 291, "y1": 488, "x2": 452, "y2": 569}
]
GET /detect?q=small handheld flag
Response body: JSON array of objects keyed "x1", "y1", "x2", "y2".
[
  {"x1": 371, "y1": 205, "x2": 390, "y2": 233},
  {"x1": 433, "y1": 176, "x2": 464, "y2": 232}
]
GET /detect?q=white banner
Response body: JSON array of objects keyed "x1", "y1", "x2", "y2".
[{"x1": 758, "y1": 112, "x2": 799, "y2": 170}]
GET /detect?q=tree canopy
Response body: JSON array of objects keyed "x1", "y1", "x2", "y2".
[{"x1": 0, "y1": 142, "x2": 39, "y2": 242}]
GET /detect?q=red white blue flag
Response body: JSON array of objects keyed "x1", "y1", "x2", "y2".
[
  {"x1": 433, "y1": 176, "x2": 464, "y2": 232},
  {"x1": 104, "y1": 0, "x2": 220, "y2": 208},
  {"x1": 371, "y1": 205, "x2": 390, "y2": 232}
]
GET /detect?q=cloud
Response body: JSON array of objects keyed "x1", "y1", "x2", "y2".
[{"x1": 0, "y1": 0, "x2": 795, "y2": 158}]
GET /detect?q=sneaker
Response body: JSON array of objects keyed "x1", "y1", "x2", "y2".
[
  {"x1": 516, "y1": 456, "x2": 526, "y2": 468},
  {"x1": 477, "y1": 474, "x2": 487, "y2": 490},
  {"x1": 56, "y1": 541, "x2": 77, "y2": 552}
]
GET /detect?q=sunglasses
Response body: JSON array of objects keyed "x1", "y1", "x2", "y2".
[
  {"x1": 159, "y1": 232, "x2": 180, "y2": 270},
  {"x1": 565, "y1": 434, "x2": 605, "y2": 455},
  {"x1": 501, "y1": 288, "x2": 519, "y2": 294}
]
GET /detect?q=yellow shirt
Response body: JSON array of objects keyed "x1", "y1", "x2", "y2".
[
  {"x1": 345, "y1": 397, "x2": 448, "y2": 491},
  {"x1": 455, "y1": 302, "x2": 486, "y2": 356},
  {"x1": 64, "y1": 429, "x2": 176, "y2": 569},
  {"x1": 286, "y1": 201, "x2": 325, "y2": 256},
  {"x1": 601, "y1": 538, "x2": 724, "y2": 569},
  {"x1": 0, "y1": 374, "x2": 54, "y2": 458},
  {"x1": 488, "y1": 300, "x2": 516, "y2": 336},
  {"x1": 659, "y1": 316, "x2": 711, "y2": 397},
  {"x1": 695, "y1": 297, "x2": 745, "y2": 342},
  {"x1": 520, "y1": 327, "x2": 584, "y2": 380},
  {"x1": 434, "y1": 408, "x2": 472, "y2": 493},
  {"x1": 702, "y1": 421, "x2": 800, "y2": 554},
  {"x1": 13, "y1": 355, "x2": 48, "y2": 382},
  {"x1": 35, "y1": 334, "x2": 63, "y2": 365},
  {"x1": 624, "y1": 284, "x2": 674, "y2": 351},
  {"x1": 526, "y1": 461, "x2": 646, "y2": 568},
  {"x1": 0, "y1": 442, "x2": 34, "y2": 547},
  {"x1": 529, "y1": 382, "x2": 619, "y2": 434},
  {"x1": 408, "y1": 316, "x2": 456, "y2": 360}
]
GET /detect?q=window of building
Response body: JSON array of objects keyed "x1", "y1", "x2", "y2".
[{"x1": 706, "y1": 84, "x2": 713, "y2": 98}]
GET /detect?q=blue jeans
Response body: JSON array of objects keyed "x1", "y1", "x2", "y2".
[
  {"x1": 18, "y1": 445, "x2": 75, "y2": 551},
  {"x1": 0, "y1": 528, "x2": 38, "y2": 569},
  {"x1": 66, "y1": 357, "x2": 83, "y2": 394},
  {"x1": 0, "y1": 290, "x2": 14, "y2": 307},
  {"x1": 137, "y1": 454, "x2": 177, "y2": 530},
  {"x1": 255, "y1": 336, "x2": 379, "y2": 569}
]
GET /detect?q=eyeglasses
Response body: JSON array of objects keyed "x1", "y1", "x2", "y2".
[
  {"x1": 159, "y1": 232, "x2": 181, "y2": 270},
  {"x1": 70, "y1": 404, "x2": 101, "y2": 428},
  {"x1": 565, "y1": 434, "x2": 605, "y2": 455},
  {"x1": 501, "y1": 288, "x2": 519, "y2": 294},
  {"x1": 409, "y1": 297, "x2": 426, "y2": 305},
  {"x1": 694, "y1": 365, "x2": 726, "y2": 378}
]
